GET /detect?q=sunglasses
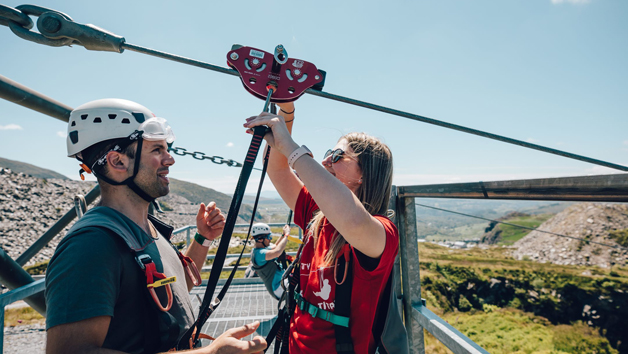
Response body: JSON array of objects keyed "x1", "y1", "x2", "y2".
[{"x1": 324, "y1": 148, "x2": 359, "y2": 164}]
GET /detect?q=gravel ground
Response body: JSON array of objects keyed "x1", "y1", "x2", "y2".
[{"x1": 3, "y1": 324, "x2": 46, "y2": 354}]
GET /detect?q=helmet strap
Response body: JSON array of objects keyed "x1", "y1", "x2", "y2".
[{"x1": 91, "y1": 137, "x2": 156, "y2": 203}]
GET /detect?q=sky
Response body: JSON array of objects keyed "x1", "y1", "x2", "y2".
[{"x1": 1, "y1": 0, "x2": 627, "y2": 198}]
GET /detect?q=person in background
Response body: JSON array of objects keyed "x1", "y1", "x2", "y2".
[{"x1": 250, "y1": 223, "x2": 290, "y2": 299}]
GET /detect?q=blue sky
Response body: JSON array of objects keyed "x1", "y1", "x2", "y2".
[{"x1": 1, "y1": 0, "x2": 627, "y2": 197}]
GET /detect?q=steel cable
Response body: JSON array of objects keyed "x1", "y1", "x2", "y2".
[{"x1": 414, "y1": 202, "x2": 627, "y2": 251}]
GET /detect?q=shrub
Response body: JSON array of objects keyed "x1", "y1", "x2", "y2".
[
  {"x1": 458, "y1": 294, "x2": 472, "y2": 312},
  {"x1": 24, "y1": 260, "x2": 49, "y2": 275}
]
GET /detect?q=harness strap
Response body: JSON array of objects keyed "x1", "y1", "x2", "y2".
[
  {"x1": 334, "y1": 246, "x2": 354, "y2": 354},
  {"x1": 178, "y1": 125, "x2": 269, "y2": 349},
  {"x1": 137, "y1": 253, "x2": 175, "y2": 312},
  {"x1": 168, "y1": 242, "x2": 202, "y2": 286},
  {"x1": 294, "y1": 293, "x2": 349, "y2": 327}
]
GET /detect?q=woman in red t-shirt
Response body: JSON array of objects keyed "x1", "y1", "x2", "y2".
[{"x1": 244, "y1": 101, "x2": 397, "y2": 354}]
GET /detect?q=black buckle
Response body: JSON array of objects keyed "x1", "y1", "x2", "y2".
[{"x1": 135, "y1": 254, "x2": 152, "y2": 270}]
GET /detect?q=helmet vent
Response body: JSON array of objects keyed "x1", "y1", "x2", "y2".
[
  {"x1": 71, "y1": 121, "x2": 76, "y2": 127},
  {"x1": 121, "y1": 118, "x2": 131, "y2": 124},
  {"x1": 132, "y1": 112, "x2": 146, "y2": 123},
  {"x1": 81, "y1": 114, "x2": 88, "y2": 120},
  {"x1": 108, "y1": 114, "x2": 117, "y2": 119},
  {"x1": 93, "y1": 117, "x2": 102, "y2": 123},
  {"x1": 69, "y1": 131, "x2": 79, "y2": 144}
]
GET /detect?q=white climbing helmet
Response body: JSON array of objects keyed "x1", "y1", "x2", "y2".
[
  {"x1": 66, "y1": 98, "x2": 175, "y2": 158},
  {"x1": 251, "y1": 223, "x2": 272, "y2": 239}
]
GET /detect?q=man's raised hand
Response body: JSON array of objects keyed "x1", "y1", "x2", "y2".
[{"x1": 196, "y1": 202, "x2": 226, "y2": 241}]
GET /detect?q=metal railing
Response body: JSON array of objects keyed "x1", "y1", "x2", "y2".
[
  {"x1": 173, "y1": 223, "x2": 302, "y2": 248},
  {"x1": 395, "y1": 173, "x2": 628, "y2": 354},
  {"x1": 0, "y1": 279, "x2": 46, "y2": 352}
]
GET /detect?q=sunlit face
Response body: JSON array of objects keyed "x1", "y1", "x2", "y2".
[
  {"x1": 132, "y1": 139, "x2": 175, "y2": 198},
  {"x1": 322, "y1": 139, "x2": 362, "y2": 194}
]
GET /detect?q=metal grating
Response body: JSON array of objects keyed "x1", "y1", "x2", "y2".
[{"x1": 190, "y1": 283, "x2": 280, "y2": 350}]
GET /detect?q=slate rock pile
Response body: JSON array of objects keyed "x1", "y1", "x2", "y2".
[
  {"x1": 0, "y1": 167, "x2": 244, "y2": 265},
  {"x1": 0, "y1": 167, "x2": 96, "y2": 265},
  {"x1": 512, "y1": 203, "x2": 628, "y2": 268}
]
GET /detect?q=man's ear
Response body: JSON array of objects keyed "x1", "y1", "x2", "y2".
[{"x1": 106, "y1": 151, "x2": 130, "y2": 173}]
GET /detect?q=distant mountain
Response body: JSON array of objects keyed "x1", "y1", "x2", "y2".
[
  {"x1": 513, "y1": 203, "x2": 628, "y2": 268},
  {"x1": 167, "y1": 178, "x2": 260, "y2": 223},
  {"x1": 0, "y1": 157, "x2": 68, "y2": 180},
  {"x1": 415, "y1": 198, "x2": 572, "y2": 241}
]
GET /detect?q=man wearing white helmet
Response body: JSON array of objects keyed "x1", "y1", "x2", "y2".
[
  {"x1": 45, "y1": 99, "x2": 266, "y2": 353},
  {"x1": 250, "y1": 223, "x2": 290, "y2": 299}
]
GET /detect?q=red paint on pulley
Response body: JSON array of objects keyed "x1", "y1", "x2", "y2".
[{"x1": 227, "y1": 45, "x2": 324, "y2": 103}]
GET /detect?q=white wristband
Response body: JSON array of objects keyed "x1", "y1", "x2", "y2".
[{"x1": 288, "y1": 145, "x2": 313, "y2": 169}]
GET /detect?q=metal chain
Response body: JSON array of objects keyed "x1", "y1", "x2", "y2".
[
  {"x1": 168, "y1": 146, "x2": 244, "y2": 168},
  {"x1": 0, "y1": 4, "x2": 76, "y2": 47}
]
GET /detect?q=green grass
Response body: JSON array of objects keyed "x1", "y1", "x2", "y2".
[
  {"x1": 495, "y1": 214, "x2": 553, "y2": 245},
  {"x1": 3, "y1": 307, "x2": 45, "y2": 327},
  {"x1": 424, "y1": 308, "x2": 618, "y2": 354}
]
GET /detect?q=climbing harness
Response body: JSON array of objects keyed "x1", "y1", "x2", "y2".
[
  {"x1": 2, "y1": 3, "x2": 626, "y2": 172},
  {"x1": 266, "y1": 241, "x2": 409, "y2": 354}
]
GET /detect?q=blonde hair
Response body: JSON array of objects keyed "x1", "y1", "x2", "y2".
[{"x1": 309, "y1": 132, "x2": 394, "y2": 265}]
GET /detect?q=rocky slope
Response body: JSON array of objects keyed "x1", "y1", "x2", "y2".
[
  {"x1": 512, "y1": 203, "x2": 628, "y2": 268},
  {"x1": 0, "y1": 166, "x2": 255, "y2": 266},
  {"x1": 0, "y1": 167, "x2": 97, "y2": 264}
]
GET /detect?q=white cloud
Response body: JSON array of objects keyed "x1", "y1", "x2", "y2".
[
  {"x1": 0, "y1": 124, "x2": 23, "y2": 130},
  {"x1": 57, "y1": 131, "x2": 66, "y2": 138},
  {"x1": 583, "y1": 166, "x2": 624, "y2": 176},
  {"x1": 226, "y1": 142, "x2": 234, "y2": 148},
  {"x1": 526, "y1": 138, "x2": 539, "y2": 144},
  {"x1": 551, "y1": 0, "x2": 590, "y2": 4},
  {"x1": 623, "y1": 141, "x2": 628, "y2": 146}
]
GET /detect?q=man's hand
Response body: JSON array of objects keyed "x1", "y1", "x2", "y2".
[
  {"x1": 203, "y1": 322, "x2": 267, "y2": 354},
  {"x1": 196, "y1": 202, "x2": 225, "y2": 241},
  {"x1": 282, "y1": 225, "x2": 290, "y2": 237}
]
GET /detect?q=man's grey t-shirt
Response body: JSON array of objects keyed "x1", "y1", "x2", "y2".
[{"x1": 45, "y1": 207, "x2": 195, "y2": 353}]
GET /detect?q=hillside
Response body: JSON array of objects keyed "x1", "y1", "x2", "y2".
[
  {"x1": 0, "y1": 161, "x2": 264, "y2": 264},
  {"x1": 418, "y1": 242, "x2": 628, "y2": 353},
  {"x1": 416, "y1": 199, "x2": 571, "y2": 241},
  {"x1": 0, "y1": 157, "x2": 68, "y2": 180},
  {"x1": 481, "y1": 212, "x2": 553, "y2": 245},
  {"x1": 513, "y1": 203, "x2": 628, "y2": 268}
]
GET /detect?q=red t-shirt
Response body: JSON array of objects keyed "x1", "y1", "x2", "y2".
[{"x1": 290, "y1": 186, "x2": 399, "y2": 354}]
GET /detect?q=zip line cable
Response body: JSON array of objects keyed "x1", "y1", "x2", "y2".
[
  {"x1": 414, "y1": 202, "x2": 627, "y2": 251},
  {"x1": 1, "y1": 4, "x2": 627, "y2": 172},
  {"x1": 121, "y1": 43, "x2": 628, "y2": 172}
]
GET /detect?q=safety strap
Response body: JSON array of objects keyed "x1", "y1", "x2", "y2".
[
  {"x1": 264, "y1": 238, "x2": 304, "y2": 353},
  {"x1": 177, "y1": 124, "x2": 269, "y2": 349},
  {"x1": 294, "y1": 292, "x2": 349, "y2": 327},
  {"x1": 135, "y1": 253, "x2": 175, "y2": 312},
  {"x1": 334, "y1": 246, "x2": 354, "y2": 354},
  {"x1": 167, "y1": 242, "x2": 202, "y2": 286}
]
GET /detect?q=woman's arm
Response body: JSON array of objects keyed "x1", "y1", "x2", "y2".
[
  {"x1": 244, "y1": 112, "x2": 386, "y2": 259},
  {"x1": 262, "y1": 102, "x2": 303, "y2": 211}
]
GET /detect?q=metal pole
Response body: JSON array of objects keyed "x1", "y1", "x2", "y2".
[
  {"x1": 186, "y1": 228, "x2": 191, "y2": 248},
  {"x1": 388, "y1": 186, "x2": 404, "y2": 318},
  {"x1": 396, "y1": 192, "x2": 425, "y2": 354},
  {"x1": 0, "y1": 248, "x2": 46, "y2": 316},
  {"x1": 0, "y1": 74, "x2": 72, "y2": 122},
  {"x1": 398, "y1": 173, "x2": 628, "y2": 202},
  {"x1": 15, "y1": 185, "x2": 100, "y2": 266}
]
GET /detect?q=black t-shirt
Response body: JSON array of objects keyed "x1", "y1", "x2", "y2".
[{"x1": 45, "y1": 207, "x2": 195, "y2": 353}]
